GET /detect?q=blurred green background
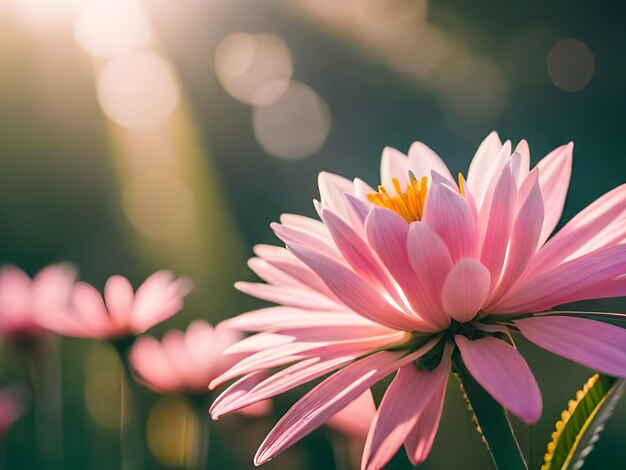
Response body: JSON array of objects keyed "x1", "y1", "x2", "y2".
[{"x1": 1, "y1": 0, "x2": 626, "y2": 468}]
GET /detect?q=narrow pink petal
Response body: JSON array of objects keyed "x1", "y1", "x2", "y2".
[
  {"x1": 478, "y1": 165, "x2": 516, "y2": 284},
  {"x1": 322, "y1": 209, "x2": 403, "y2": 304},
  {"x1": 289, "y1": 245, "x2": 432, "y2": 332},
  {"x1": 466, "y1": 132, "x2": 505, "y2": 206},
  {"x1": 103, "y1": 275, "x2": 135, "y2": 328},
  {"x1": 327, "y1": 389, "x2": 376, "y2": 439},
  {"x1": 442, "y1": 259, "x2": 491, "y2": 323},
  {"x1": 354, "y1": 178, "x2": 376, "y2": 199},
  {"x1": 422, "y1": 176, "x2": 476, "y2": 262},
  {"x1": 524, "y1": 184, "x2": 626, "y2": 279},
  {"x1": 130, "y1": 336, "x2": 182, "y2": 393},
  {"x1": 380, "y1": 147, "x2": 411, "y2": 188},
  {"x1": 536, "y1": 143, "x2": 573, "y2": 245},
  {"x1": 271, "y1": 222, "x2": 341, "y2": 261},
  {"x1": 511, "y1": 140, "x2": 530, "y2": 186},
  {"x1": 487, "y1": 171, "x2": 544, "y2": 307},
  {"x1": 404, "y1": 374, "x2": 447, "y2": 465},
  {"x1": 406, "y1": 222, "x2": 453, "y2": 325},
  {"x1": 32, "y1": 263, "x2": 77, "y2": 310},
  {"x1": 318, "y1": 171, "x2": 354, "y2": 217},
  {"x1": 279, "y1": 213, "x2": 333, "y2": 242},
  {"x1": 362, "y1": 345, "x2": 451, "y2": 470},
  {"x1": 219, "y1": 307, "x2": 371, "y2": 331},
  {"x1": 235, "y1": 282, "x2": 340, "y2": 311},
  {"x1": 68, "y1": 282, "x2": 116, "y2": 336},
  {"x1": 344, "y1": 193, "x2": 373, "y2": 233},
  {"x1": 210, "y1": 371, "x2": 268, "y2": 420},
  {"x1": 455, "y1": 335, "x2": 542, "y2": 423},
  {"x1": 407, "y1": 141, "x2": 454, "y2": 182},
  {"x1": 365, "y1": 207, "x2": 445, "y2": 328},
  {"x1": 254, "y1": 338, "x2": 440, "y2": 465},
  {"x1": 515, "y1": 316, "x2": 626, "y2": 377},
  {"x1": 222, "y1": 333, "x2": 294, "y2": 355},
  {"x1": 492, "y1": 243, "x2": 626, "y2": 313},
  {"x1": 211, "y1": 355, "x2": 355, "y2": 419}
]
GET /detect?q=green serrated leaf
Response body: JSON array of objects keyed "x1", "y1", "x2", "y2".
[
  {"x1": 542, "y1": 373, "x2": 625, "y2": 470},
  {"x1": 452, "y1": 353, "x2": 528, "y2": 470}
]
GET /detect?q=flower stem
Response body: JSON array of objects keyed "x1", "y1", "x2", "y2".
[{"x1": 187, "y1": 395, "x2": 210, "y2": 470}]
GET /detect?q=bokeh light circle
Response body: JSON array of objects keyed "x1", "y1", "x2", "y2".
[
  {"x1": 252, "y1": 81, "x2": 331, "y2": 160},
  {"x1": 215, "y1": 33, "x2": 293, "y2": 106},
  {"x1": 97, "y1": 52, "x2": 180, "y2": 129},
  {"x1": 547, "y1": 38, "x2": 595, "y2": 92},
  {"x1": 74, "y1": 0, "x2": 153, "y2": 59}
]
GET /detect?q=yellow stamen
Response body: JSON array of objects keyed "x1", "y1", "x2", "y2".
[
  {"x1": 367, "y1": 174, "x2": 429, "y2": 223},
  {"x1": 458, "y1": 172, "x2": 465, "y2": 197}
]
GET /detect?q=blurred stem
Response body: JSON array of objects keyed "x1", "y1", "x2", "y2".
[
  {"x1": 17, "y1": 335, "x2": 64, "y2": 468},
  {"x1": 187, "y1": 394, "x2": 210, "y2": 470},
  {"x1": 329, "y1": 433, "x2": 350, "y2": 470},
  {"x1": 113, "y1": 338, "x2": 143, "y2": 470}
]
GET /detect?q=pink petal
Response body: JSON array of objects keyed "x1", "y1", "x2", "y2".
[
  {"x1": 466, "y1": 132, "x2": 505, "y2": 206},
  {"x1": 318, "y1": 171, "x2": 354, "y2": 217},
  {"x1": 487, "y1": 170, "x2": 544, "y2": 307},
  {"x1": 406, "y1": 222, "x2": 453, "y2": 326},
  {"x1": 492, "y1": 243, "x2": 626, "y2": 313},
  {"x1": 407, "y1": 141, "x2": 454, "y2": 183},
  {"x1": 271, "y1": 222, "x2": 341, "y2": 261},
  {"x1": 404, "y1": 374, "x2": 448, "y2": 465},
  {"x1": 362, "y1": 345, "x2": 451, "y2": 470},
  {"x1": 327, "y1": 389, "x2": 376, "y2": 439},
  {"x1": 130, "y1": 336, "x2": 182, "y2": 393},
  {"x1": 210, "y1": 371, "x2": 268, "y2": 420},
  {"x1": 365, "y1": 207, "x2": 445, "y2": 328},
  {"x1": 455, "y1": 335, "x2": 542, "y2": 423},
  {"x1": 103, "y1": 275, "x2": 135, "y2": 329},
  {"x1": 344, "y1": 193, "x2": 373, "y2": 233},
  {"x1": 380, "y1": 147, "x2": 411, "y2": 188},
  {"x1": 235, "y1": 282, "x2": 340, "y2": 311},
  {"x1": 511, "y1": 140, "x2": 530, "y2": 186},
  {"x1": 536, "y1": 142, "x2": 573, "y2": 245},
  {"x1": 254, "y1": 339, "x2": 440, "y2": 465},
  {"x1": 515, "y1": 316, "x2": 626, "y2": 377},
  {"x1": 288, "y1": 245, "x2": 432, "y2": 332},
  {"x1": 422, "y1": 176, "x2": 476, "y2": 262},
  {"x1": 442, "y1": 259, "x2": 491, "y2": 323}
]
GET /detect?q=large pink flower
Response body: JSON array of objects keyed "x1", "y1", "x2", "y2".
[
  {"x1": 210, "y1": 132, "x2": 626, "y2": 469},
  {"x1": 0, "y1": 264, "x2": 76, "y2": 338},
  {"x1": 39, "y1": 270, "x2": 192, "y2": 340}
]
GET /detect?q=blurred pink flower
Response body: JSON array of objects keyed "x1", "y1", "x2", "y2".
[
  {"x1": 0, "y1": 385, "x2": 27, "y2": 435},
  {"x1": 210, "y1": 132, "x2": 626, "y2": 469},
  {"x1": 0, "y1": 264, "x2": 76, "y2": 338},
  {"x1": 132, "y1": 320, "x2": 269, "y2": 416},
  {"x1": 39, "y1": 270, "x2": 192, "y2": 340}
]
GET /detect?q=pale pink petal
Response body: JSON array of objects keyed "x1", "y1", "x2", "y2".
[
  {"x1": 466, "y1": 132, "x2": 505, "y2": 206},
  {"x1": 254, "y1": 339, "x2": 440, "y2": 465},
  {"x1": 31, "y1": 263, "x2": 77, "y2": 312},
  {"x1": 404, "y1": 374, "x2": 447, "y2": 465},
  {"x1": 362, "y1": 345, "x2": 450, "y2": 470},
  {"x1": 442, "y1": 259, "x2": 491, "y2": 323},
  {"x1": 487, "y1": 171, "x2": 544, "y2": 307},
  {"x1": 130, "y1": 336, "x2": 182, "y2": 393},
  {"x1": 222, "y1": 333, "x2": 294, "y2": 356},
  {"x1": 536, "y1": 143, "x2": 573, "y2": 245},
  {"x1": 344, "y1": 193, "x2": 373, "y2": 234},
  {"x1": 365, "y1": 206, "x2": 445, "y2": 328},
  {"x1": 0, "y1": 266, "x2": 33, "y2": 334},
  {"x1": 288, "y1": 245, "x2": 433, "y2": 332},
  {"x1": 354, "y1": 178, "x2": 376, "y2": 199},
  {"x1": 524, "y1": 184, "x2": 626, "y2": 280},
  {"x1": 515, "y1": 316, "x2": 626, "y2": 377},
  {"x1": 322, "y1": 209, "x2": 402, "y2": 304},
  {"x1": 161, "y1": 329, "x2": 207, "y2": 391},
  {"x1": 318, "y1": 171, "x2": 354, "y2": 217},
  {"x1": 455, "y1": 335, "x2": 542, "y2": 424},
  {"x1": 211, "y1": 355, "x2": 355, "y2": 419},
  {"x1": 210, "y1": 371, "x2": 268, "y2": 420},
  {"x1": 327, "y1": 389, "x2": 376, "y2": 439},
  {"x1": 422, "y1": 175, "x2": 476, "y2": 262},
  {"x1": 279, "y1": 213, "x2": 332, "y2": 242},
  {"x1": 235, "y1": 282, "x2": 340, "y2": 311},
  {"x1": 406, "y1": 222, "x2": 453, "y2": 326},
  {"x1": 103, "y1": 275, "x2": 135, "y2": 329},
  {"x1": 247, "y1": 258, "x2": 303, "y2": 288},
  {"x1": 380, "y1": 147, "x2": 411, "y2": 188},
  {"x1": 478, "y1": 165, "x2": 516, "y2": 284},
  {"x1": 239, "y1": 400, "x2": 272, "y2": 417},
  {"x1": 511, "y1": 140, "x2": 530, "y2": 186},
  {"x1": 68, "y1": 282, "x2": 116, "y2": 337},
  {"x1": 492, "y1": 243, "x2": 626, "y2": 313},
  {"x1": 407, "y1": 141, "x2": 454, "y2": 182},
  {"x1": 271, "y1": 222, "x2": 341, "y2": 261}
]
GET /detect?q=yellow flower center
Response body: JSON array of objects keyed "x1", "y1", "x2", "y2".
[{"x1": 367, "y1": 172, "x2": 465, "y2": 223}]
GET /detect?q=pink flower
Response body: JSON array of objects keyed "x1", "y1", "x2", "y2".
[
  {"x1": 0, "y1": 264, "x2": 76, "y2": 338},
  {"x1": 39, "y1": 270, "x2": 192, "y2": 340},
  {"x1": 0, "y1": 385, "x2": 27, "y2": 435},
  {"x1": 210, "y1": 132, "x2": 626, "y2": 469},
  {"x1": 132, "y1": 320, "x2": 270, "y2": 416}
]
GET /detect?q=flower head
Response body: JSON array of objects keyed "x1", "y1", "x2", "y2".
[
  {"x1": 39, "y1": 270, "x2": 192, "y2": 340},
  {"x1": 0, "y1": 264, "x2": 76, "y2": 338},
  {"x1": 211, "y1": 132, "x2": 626, "y2": 469}
]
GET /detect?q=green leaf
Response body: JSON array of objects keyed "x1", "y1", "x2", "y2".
[
  {"x1": 452, "y1": 353, "x2": 528, "y2": 470},
  {"x1": 542, "y1": 373, "x2": 625, "y2": 470}
]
